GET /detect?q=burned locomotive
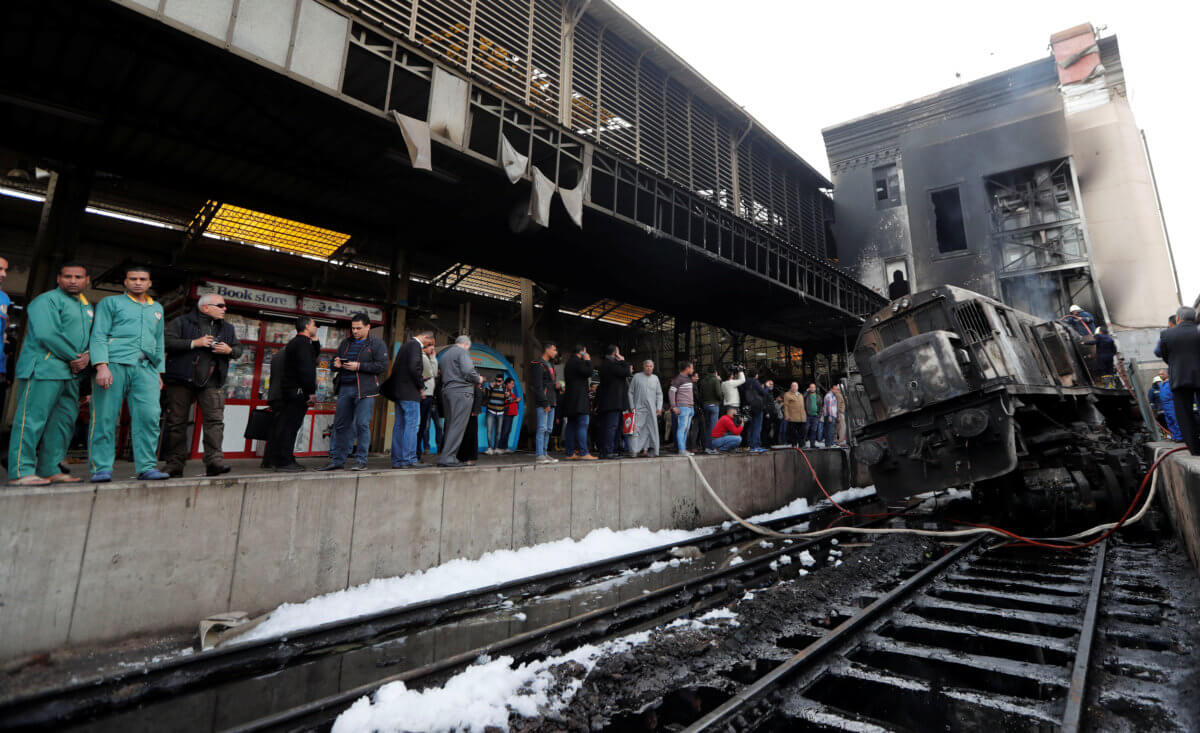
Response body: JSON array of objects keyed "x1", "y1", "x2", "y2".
[{"x1": 851, "y1": 286, "x2": 1143, "y2": 526}]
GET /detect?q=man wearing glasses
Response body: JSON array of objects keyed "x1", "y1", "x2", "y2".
[{"x1": 161, "y1": 291, "x2": 244, "y2": 477}]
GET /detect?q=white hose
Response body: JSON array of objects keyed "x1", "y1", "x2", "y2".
[{"x1": 687, "y1": 448, "x2": 1168, "y2": 545}]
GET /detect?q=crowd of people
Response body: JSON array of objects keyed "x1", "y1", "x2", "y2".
[
  {"x1": 2, "y1": 260, "x2": 849, "y2": 483},
  {"x1": 511, "y1": 346, "x2": 849, "y2": 464}
]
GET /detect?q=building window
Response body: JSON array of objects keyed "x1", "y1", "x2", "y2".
[
  {"x1": 873, "y1": 164, "x2": 901, "y2": 210},
  {"x1": 932, "y1": 187, "x2": 968, "y2": 253}
]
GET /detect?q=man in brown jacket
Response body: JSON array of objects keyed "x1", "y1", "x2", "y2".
[
  {"x1": 833, "y1": 384, "x2": 848, "y2": 446},
  {"x1": 782, "y1": 381, "x2": 806, "y2": 446}
]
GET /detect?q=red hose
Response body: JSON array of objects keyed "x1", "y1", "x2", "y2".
[{"x1": 799, "y1": 444, "x2": 1188, "y2": 552}]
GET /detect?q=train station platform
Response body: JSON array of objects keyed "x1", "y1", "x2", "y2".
[
  {"x1": 0, "y1": 448, "x2": 846, "y2": 662},
  {"x1": 1149, "y1": 441, "x2": 1200, "y2": 578}
]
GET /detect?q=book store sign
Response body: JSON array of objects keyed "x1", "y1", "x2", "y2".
[{"x1": 197, "y1": 281, "x2": 296, "y2": 310}]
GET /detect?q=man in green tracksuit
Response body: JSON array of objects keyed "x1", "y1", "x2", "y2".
[
  {"x1": 88, "y1": 265, "x2": 169, "y2": 482},
  {"x1": 7, "y1": 262, "x2": 93, "y2": 485}
]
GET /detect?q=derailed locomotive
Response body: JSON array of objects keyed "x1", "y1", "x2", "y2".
[{"x1": 850, "y1": 285, "x2": 1144, "y2": 527}]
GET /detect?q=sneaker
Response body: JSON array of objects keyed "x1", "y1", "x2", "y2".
[
  {"x1": 536, "y1": 455, "x2": 559, "y2": 464},
  {"x1": 138, "y1": 469, "x2": 171, "y2": 480},
  {"x1": 316, "y1": 463, "x2": 344, "y2": 472},
  {"x1": 705, "y1": 449, "x2": 718, "y2": 455},
  {"x1": 351, "y1": 463, "x2": 368, "y2": 471},
  {"x1": 679, "y1": 450, "x2": 694, "y2": 457},
  {"x1": 90, "y1": 470, "x2": 112, "y2": 483}
]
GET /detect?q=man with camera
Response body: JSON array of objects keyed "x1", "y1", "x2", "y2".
[
  {"x1": 710, "y1": 405, "x2": 744, "y2": 452},
  {"x1": 162, "y1": 292, "x2": 244, "y2": 477}
]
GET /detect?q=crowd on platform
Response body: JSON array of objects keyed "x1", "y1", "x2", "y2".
[{"x1": 2, "y1": 259, "x2": 843, "y2": 483}]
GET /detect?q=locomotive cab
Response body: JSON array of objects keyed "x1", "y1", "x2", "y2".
[{"x1": 851, "y1": 286, "x2": 1138, "y2": 519}]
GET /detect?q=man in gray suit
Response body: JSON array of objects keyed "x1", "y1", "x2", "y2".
[{"x1": 437, "y1": 335, "x2": 482, "y2": 467}]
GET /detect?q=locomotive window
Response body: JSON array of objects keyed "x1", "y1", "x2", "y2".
[
  {"x1": 911, "y1": 301, "x2": 951, "y2": 334},
  {"x1": 879, "y1": 318, "x2": 913, "y2": 347},
  {"x1": 954, "y1": 302, "x2": 992, "y2": 344}
]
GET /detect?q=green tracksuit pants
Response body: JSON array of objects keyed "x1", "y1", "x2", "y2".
[
  {"x1": 7, "y1": 378, "x2": 79, "y2": 479},
  {"x1": 89, "y1": 362, "x2": 162, "y2": 475}
]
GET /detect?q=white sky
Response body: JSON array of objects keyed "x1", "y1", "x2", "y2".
[{"x1": 610, "y1": 0, "x2": 1199, "y2": 304}]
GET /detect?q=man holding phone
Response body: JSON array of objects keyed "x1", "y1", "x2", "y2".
[{"x1": 162, "y1": 291, "x2": 243, "y2": 477}]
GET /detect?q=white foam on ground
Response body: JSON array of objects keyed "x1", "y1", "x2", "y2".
[
  {"x1": 239, "y1": 526, "x2": 711, "y2": 642},
  {"x1": 334, "y1": 607, "x2": 741, "y2": 732},
  {"x1": 333, "y1": 631, "x2": 652, "y2": 733}
]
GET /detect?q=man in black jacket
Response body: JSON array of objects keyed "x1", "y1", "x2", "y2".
[
  {"x1": 317, "y1": 313, "x2": 389, "y2": 471},
  {"x1": 562, "y1": 345, "x2": 595, "y2": 460},
  {"x1": 530, "y1": 341, "x2": 559, "y2": 463},
  {"x1": 1155, "y1": 307, "x2": 1200, "y2": 455},
  {"x1": 162, "y1": 293, "x2": 244, "y2": 477},
  {"x1": 385, "y1": 328, "x2": 434, "y2": 468},
  {"x1": 596, "y1": 344, "x2": 631, "y2": 458},
  {"x1": 265, "y1": 315, "x2": 320, "y2": 472}
]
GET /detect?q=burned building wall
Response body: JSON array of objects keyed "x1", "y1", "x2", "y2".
[{"x1": 895, "y1": 86, "x2": 1069, "y2": 304}]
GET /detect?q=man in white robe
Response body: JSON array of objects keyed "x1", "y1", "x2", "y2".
[{"x1": 627, "y1": 359, "x2": 663, "y2": 457}]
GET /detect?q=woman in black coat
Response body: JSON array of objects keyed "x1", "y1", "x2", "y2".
[{"x1": 456, "y1": 382, "x2": 488, "y2": 465}]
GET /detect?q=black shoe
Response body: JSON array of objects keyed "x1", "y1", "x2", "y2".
[
  {"x1": 205, "y1": 464, "x2": 232, "y2": 477},
  {"x1": 315, "y1": 463, "x2": 345, "y2": 472},
  {"x1": 165, "y1": 466, "x2": 184, "y2": 479},
  {"x1": 276, "y1": 464, "x2": 306, "y2": 473}
]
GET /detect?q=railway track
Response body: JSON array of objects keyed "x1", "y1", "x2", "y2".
[
  {"x1": 683, "y1": 537, "x2": 1108, "y2": 732},
  {"x1": 0, "y1": 497, "x2": 881, "y2": 732}
]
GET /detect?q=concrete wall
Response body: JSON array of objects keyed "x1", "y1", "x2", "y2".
[
  {"x1": 0, "y1": 449, "x2": 845, "y2": 661},
  {"x1": 1069, "y1": 98, "x2": 1182, "y2": 330},
  {"x1": 1149, "y1": 442, "x2": 1200, "y2": 577}
]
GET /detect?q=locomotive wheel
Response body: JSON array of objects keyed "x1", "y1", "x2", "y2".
[{"x1": 1098, "y1": 464, "x2": 1125, "y2": 516}]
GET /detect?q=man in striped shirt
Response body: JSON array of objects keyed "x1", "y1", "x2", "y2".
[
  {"x1": 484, "y1": 373, "x2": 508, "y2": 454},
  {"x1": 668, "y1": 360, "x2": 696, "y2": 456}
]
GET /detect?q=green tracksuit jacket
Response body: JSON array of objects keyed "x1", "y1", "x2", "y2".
[
  {"x1": 7, "y1": 288, "x2": 93, "y2": 479},
  {"x1": 88, "y1": 293, "x2": 165, "y2": 475}
]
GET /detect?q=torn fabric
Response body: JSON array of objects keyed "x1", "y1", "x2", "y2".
[
  {"x1": 391, "y1": 111, "x2": 432, "y2": 171},
  {"x1": 500, "y1": 136, "x2": 528, "y2": 184},
  {"x1": 557, "y1": 145, "x2": 592, "y2": 228},
  {"x1": 528, "y1": 167, "x2": 553, "y2": 227}
]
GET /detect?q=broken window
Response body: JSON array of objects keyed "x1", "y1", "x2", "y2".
[
  {"x1": 932, "y1": 187, "x2": 968, "y2": 253},
  {"x1": 873, "y1": 164, "x2": 901, "y2": 210}
]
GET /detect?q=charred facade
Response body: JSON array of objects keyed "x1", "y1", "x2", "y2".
[
  {"x1": 823, "y1": 25, "x2": 1180, "y2": 364},
  {"x1": 851, "y1": 285, "x2": 1143, "y2": 527}
]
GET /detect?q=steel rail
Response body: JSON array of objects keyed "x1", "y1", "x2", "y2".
[
  {"x1": 0, "y1": 496, "x2": 877, "y2": 730},
  {"x1": 1062, "y1": 538, "x2": 1107, "y2": 732},
  {"x1": 226, "y1": 520, "x2": 889, "y2": 733},
  {"x1": 683, "y1": 535, "x2": 987, "y2": 732}
]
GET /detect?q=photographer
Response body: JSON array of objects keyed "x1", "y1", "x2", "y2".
[
  {"x1": 710, "y1": 405, "x2": 744, "y2": 452},
  {"x1": 162, "y1": 293, "x2": 243, "y2": 477},
  {"x1": 721, "y1": 365, "x2": 745, "y2": 412}
]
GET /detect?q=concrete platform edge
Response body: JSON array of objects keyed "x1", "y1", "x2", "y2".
[{"x1": 0, "y1": 449, "x2": 844, "y2": 661}]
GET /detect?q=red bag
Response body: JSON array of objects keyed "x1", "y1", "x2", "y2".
[{"x1": 622, "y1": 411, "x2": 636, "y2": 435}]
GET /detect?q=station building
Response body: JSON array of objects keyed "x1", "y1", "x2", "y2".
[
  {"x1": 822, "y1": 23, "x2": 1180, "y2": 364},
  {"x1": 0, "y1": 0, "x2": 880, "y2": 458}
]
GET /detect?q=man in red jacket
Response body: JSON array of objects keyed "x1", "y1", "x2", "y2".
[{"x1": 710, "y1": 406, "x2": 744, "y2": 452}]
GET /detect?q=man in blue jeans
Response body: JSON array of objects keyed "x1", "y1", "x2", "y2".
[
  {"x1": 385, "y1": 328, "x2": 435, "y2": 468},
  {"x1": 530, "y1": 341, "x2": 559, "y2": 463},
  {"x1": 319, "y1": 313, "x2": 389, "y2": 471},
  {"x1": 668, "y1": 360, "x2": 696, "y2": 455}
]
